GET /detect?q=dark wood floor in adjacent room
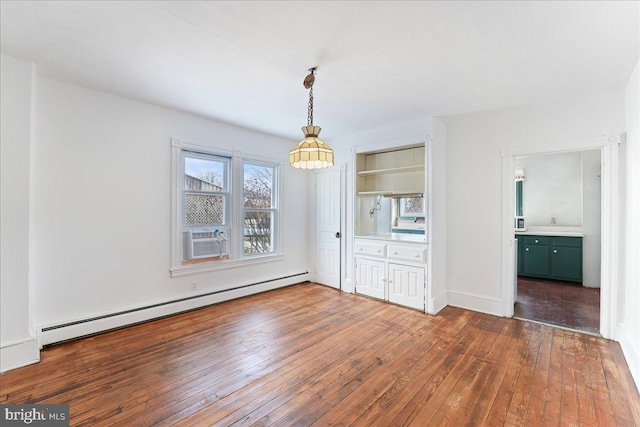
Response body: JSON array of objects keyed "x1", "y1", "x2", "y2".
[
  {"x1": 515, "y1": 276, "x2": 601, "y2": 334},
  {"x1": 1, "y1": 283, "x2": 638, "y2": 426}
]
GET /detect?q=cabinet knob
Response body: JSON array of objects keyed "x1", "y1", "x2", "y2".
[
  {"x1": 526, "y1": 248, "x2": 530, "y2": 251},
  {"x1": 392, "y1": 251, "x2": 398, "y2": 255},
  {"x1": 377, "y1": 249, "x2": 381, "y2": 253},
  {"x1": 359, "y1": 248, "x2": 363, "y2": 251},
  {"x1": 553, "y1": 249, "x2": 558, "y2": 254},
  {"x1": 382, "y1": 278, "x2": 387, "y2": 282},
  {"x1": 535, "y1": 239, "x2": 539, "y2": 243},
  {"x1": 388, "y1": 280, "x2": 393, "y2": 283},
  {"x1": 415, "y1": 254, "x2": 420, "y2": 258}
]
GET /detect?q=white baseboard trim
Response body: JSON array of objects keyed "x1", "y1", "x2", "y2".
[
  {"x1": 0, "y1": 337, "x2": 40, "y2": 373},
  {"x1": 618, "y1": 323, "x2": 640, "y2": 393},
  {"x1": 40, "y1": 273, "x2": 309, "y2": 347},
  {"x1": 430, "y1": 292, "x2": 448, "y2": 315},
  {"x1": 446, "y1": 290, "x2": 502, "y2": 317}
]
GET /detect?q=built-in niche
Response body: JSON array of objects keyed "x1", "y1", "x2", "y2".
[{"x1": 355, "y1": 144, "x2": 425, "y2": 237}]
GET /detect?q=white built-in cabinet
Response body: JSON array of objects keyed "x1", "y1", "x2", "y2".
[{"x1": 354, "y1": 238, "x2": 425, "y2": 311}]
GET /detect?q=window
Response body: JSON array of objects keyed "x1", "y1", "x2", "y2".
[
  {"x1": 398, "y1": 197, "x2": 424, "y2": 219},
  {"x1": 171, "y1": 139, "x2": 281, "y2": 277},
  {"x1": 243, "y1": 163, "x2": 276, "y2": 255},
  {"x1": 183, "y1": 153, "x2": 229, "y2": 227},
  {"x1": 393, "y1": 196, "x2": 425, "y2": 235}
]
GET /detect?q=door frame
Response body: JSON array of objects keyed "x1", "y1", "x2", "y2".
[
  {"x1": 501, "y1": 134, "x2": 620, "y2": 339},
  {"x1": 314, "y1": 166, "x2": 345, "y2": 290}
]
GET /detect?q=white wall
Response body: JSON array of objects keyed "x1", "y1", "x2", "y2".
[
  {"x1": 582, "y1": 149, "x2": 602, "y2": 288},
  {"x1": 515, "y1": 152, "x2": 582, "y2": 227},
  {"x1": 30, "y1": 76, "x2": 310, "y2": 332},
  {"x1": 0, "y1": 53, "x2": 312, "y2": 369},
  {"x1": 0, "y1": 54, "x2": 39, "y2": 371},
  {"x1": 622, "y1": 58, "x2": 640, "y2": 391},
  {"x1": 440, "y1": 90, "x2": 625, "y2": 315},
  {"x1": 430, "y1": 118, "x2": 448, "y2": 312}
]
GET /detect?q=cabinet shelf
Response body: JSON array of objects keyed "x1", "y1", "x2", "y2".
[
  {"x1": 357, "y1": 165, "x2": 423, "y2": 176},
  {"x1": 357, "y1": 190, "x2": 393, "y2": 196},
  {"x1": 356, "y1": 190, "x2": 423, "y2": 197}
]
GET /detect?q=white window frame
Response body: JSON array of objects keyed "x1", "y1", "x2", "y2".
[
  {"x1": 241, "y1": 159, "x2": 279, "y2": 257},
  {"x1": 170, "y1": 138, "x2": 283, "y2": 278},
  {"x1": 182, "y1": 150, "x2": 230, "y2": 228}
]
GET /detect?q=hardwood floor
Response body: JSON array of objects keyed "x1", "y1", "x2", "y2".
[
  {"x1": 1, "y1": 283, "x2": 639, "y2": 426},
  {"x1": 515, "y1": 276, "x2": 601, "y2": 334}
]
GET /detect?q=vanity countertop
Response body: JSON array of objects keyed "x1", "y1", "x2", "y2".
[
  {"x1": 356, "y1": 233, "x2": 426, "y2": 243},
  {"x1": 515, "y1": 227, "x2": 583, "y2": 238}
]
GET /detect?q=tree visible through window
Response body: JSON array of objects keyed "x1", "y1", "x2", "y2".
[
  {"x1": 399, "y1": 197, "x2": 424, "y2": 218},
  {"x1": 243, "y1": 163, "x2": 276, "y2": 255},
  {"x1": 174, "y1": 145, "x2": 280, "y2": 267}
]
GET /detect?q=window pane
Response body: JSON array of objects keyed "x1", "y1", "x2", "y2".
[
  {"x1": 244, "y1": 164, "x2": 273, "y2": 208},
  {"x1": 244, "y1": 211, "x2": 273, "y2": 254},
  {"x1": 184, "y1": 193, "x2": 224, "y2": 226},
  {"x1": 185, "y1": 156, "x2": 225, "y2": 190},
  {"x1": 399, "y1": 197, "x2": 424, "y2": 217}
]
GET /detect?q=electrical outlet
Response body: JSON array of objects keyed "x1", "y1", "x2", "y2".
[
  {"x1": 190, "y1": 281, "x2": 198, "y2": 291},
  {"x1": 551, "y1": 217, "x2": 557, "y2": 224}
]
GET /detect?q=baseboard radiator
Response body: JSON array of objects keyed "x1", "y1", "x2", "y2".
[{"x1": 39, "y1": 272, "x2": 310, "y2": 347}]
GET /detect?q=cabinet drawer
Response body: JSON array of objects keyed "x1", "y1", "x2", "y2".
[
  {"x1": 551, "y1": 236, "x2": 582, "y2": 248},
  {"x1": 388, "y1": 245, "x2": 425, "y2": 263},
  {"x1": 524, "y1": 236, "x2": 549, "y2": 246},
  {"x1": 355, "y1": 241, "x2": 386, "y2": 257}
]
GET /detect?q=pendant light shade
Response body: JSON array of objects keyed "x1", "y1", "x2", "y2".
[
  {"x1": 289, "y1": 68, "x2": 334, "y2": 169},
  {"x1": 289, "y1": 125, "x2": 334, "y2": 169}
]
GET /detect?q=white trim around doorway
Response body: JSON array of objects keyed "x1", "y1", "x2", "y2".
[{"x1": 501, "y1": 135, "x2": 620, "y2": 340}]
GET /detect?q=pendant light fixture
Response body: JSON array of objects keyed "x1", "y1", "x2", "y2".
[{"x1": 289, "y1": 68, "x2": 334, "y2": 169}]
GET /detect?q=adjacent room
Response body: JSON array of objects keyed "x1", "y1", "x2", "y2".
[
  {"x1": 1, "y1": 1, "x2": 639, "y2": 425},
  {"x1": 514, "y1": 150, "x2": 602, "y2": 334}
]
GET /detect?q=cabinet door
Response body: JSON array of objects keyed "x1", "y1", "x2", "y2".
[
  {"x1": 551, "y1": 246, "x2": 582, "y2": 282},
  {"x1": 355, "y1": 258, "x2": 386, "y2": 300},
  {"x1": 387, "y1": 263, "x2": 425, "y2": 310},
  {"x1": 524, "y1": 245, "x2": 550, "y2": 277}
]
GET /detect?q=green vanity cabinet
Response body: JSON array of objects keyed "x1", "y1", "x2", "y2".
[{"x1": 516, "y1": 234, "x2": 582, "y2": 283}]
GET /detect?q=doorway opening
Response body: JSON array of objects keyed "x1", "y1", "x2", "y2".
[
  {"x1": 501, "y1": 135, "x2": 620, "y2": 340},
  {"x1": 512, "y1": 149, "x2": 602, "y2": 334}
]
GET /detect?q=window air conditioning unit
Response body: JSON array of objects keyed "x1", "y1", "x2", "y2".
[{"x1": 183, "y1": 228, "x2": 229, "y2": 260}]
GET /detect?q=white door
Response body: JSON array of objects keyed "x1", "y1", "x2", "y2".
[
  {"x1": 355, "y1": 257, "x2": 386, "y2": 300},
  {"x1": 315, "y1": 169, "x2": 341, "y2": 289},
  {"x1": 388, "y1": 263, "x2": 425, "y2": 310}
]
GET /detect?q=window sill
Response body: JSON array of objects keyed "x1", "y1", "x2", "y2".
[{"x1": 170, "y1": 253, "x2": 285, "y2": 278}]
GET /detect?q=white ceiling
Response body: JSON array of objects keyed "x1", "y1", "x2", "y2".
[{"x1": 1, "y1": 1, "x2": 638, "y2": 141}]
